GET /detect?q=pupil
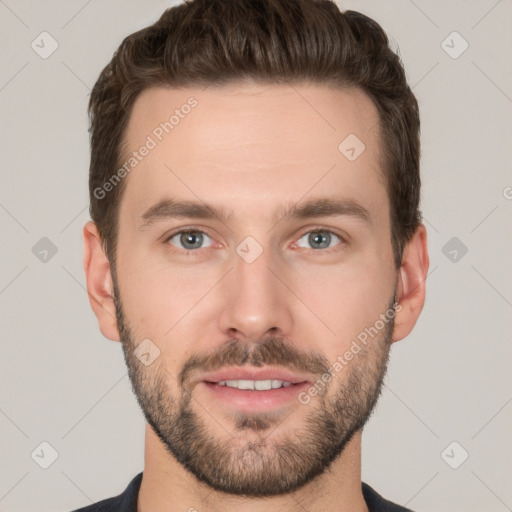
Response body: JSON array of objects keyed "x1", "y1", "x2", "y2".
[
  {"x1": 310, "y1": 231, "x2": 329, "y2": 249},
  {"x1": 182, "y1": 231, "x2": 202, "y2": 249}
]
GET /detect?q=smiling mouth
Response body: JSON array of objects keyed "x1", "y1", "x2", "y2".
[{"x1": 206, "y1": 379, "x2": 298, "y2": 390}]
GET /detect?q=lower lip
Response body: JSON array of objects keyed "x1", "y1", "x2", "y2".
[{"x1": 200, "y1": 381, "x2": 310, "y2": 412}]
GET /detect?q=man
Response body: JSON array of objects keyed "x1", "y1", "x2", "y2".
[{"x1": 78, "y1": 0, "x2": 429, "y2": 510}]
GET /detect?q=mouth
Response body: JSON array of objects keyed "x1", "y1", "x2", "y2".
[
  {"x1": 213, "y1": 379, "x2": 294, "y2": 390},
  {"x1": 195, "y1": 367, "x2": 312, "y2": 412}
]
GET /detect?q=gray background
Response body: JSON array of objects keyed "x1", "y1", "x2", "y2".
[{"x1": 1, "y1": 1, "x2": 511, "y2": 511}]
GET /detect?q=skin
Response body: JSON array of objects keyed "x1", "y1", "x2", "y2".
[{"x1": 83, "y1": 82, "x2": 429, "y2": 512}]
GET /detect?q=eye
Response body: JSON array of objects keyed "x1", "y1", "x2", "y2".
[
  {"x1": 166, "y1": 230, "x2": 215, "y2": 251},
  {"x1": 295, "y1": 229, "x2": 343, "y2": 251}
]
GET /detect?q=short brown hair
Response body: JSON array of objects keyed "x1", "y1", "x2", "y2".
[{"x1": 88, "y1": 0, "x2": 421, "y2": 270}]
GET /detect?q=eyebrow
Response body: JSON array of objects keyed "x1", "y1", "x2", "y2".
[{"x1": 138, "y1": 196, "x2": 372, "y2": 229}]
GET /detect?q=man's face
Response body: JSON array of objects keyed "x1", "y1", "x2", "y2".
[{"x1": 112, "y1": 83, "x2": 398, "y2": 496}]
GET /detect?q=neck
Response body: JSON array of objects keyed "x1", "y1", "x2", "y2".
[{"x1": 137, "y1": 424, "x2": 369, "y2": 512}]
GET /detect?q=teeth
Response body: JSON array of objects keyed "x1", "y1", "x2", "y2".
[{"x1": 217, "y1": 379, "x2": 293, "y2": 390}]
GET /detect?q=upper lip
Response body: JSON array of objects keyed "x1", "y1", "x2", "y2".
[{"x1": 197, "y1": 367, "x2": 313, "y2": 385}]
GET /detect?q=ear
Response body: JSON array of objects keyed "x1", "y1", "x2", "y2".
[
  {"x1": 392, "y1": 224, "x2": 429, "y2": 343},
  {"x1": 83, "y1": 221, "x2": 120, "y2": 341}
]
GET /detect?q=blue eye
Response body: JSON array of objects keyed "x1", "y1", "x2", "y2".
[
  {"x1": 167, "y1": 230, "x2": 214, "y2": 251},
  {"x1": 296, "y1": 230, "x2": 342, "y2": 250},
  {"x1": 165, "y1": 228, "x2": 343, "y2": 254}
]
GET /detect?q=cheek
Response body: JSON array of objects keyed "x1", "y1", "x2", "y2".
[
  {"x1": 289, "y1": 257, "x2": 394, "y2": 349},
  {"x1": 117, "y1": 247, "x2": 218, "y2": 339}
]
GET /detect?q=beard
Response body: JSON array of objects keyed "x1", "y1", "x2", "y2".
[{"x1": 112, "y1": 275, "x2": 394, "y2": 497}]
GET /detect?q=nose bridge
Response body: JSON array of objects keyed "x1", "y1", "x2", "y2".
[
  {"x1": 217, "y1": 238, "x2": 292, "y2": 339},
  {"x1": 235, "y1": 241, "x2": 275, "y2": 295}
]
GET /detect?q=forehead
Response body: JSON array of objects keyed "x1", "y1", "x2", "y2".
[{"x1": 118, "y1": 82, "x2": 386, "y2": 224}]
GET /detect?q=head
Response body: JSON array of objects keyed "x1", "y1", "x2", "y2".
[{"x1": 84, "y1": 0, "x2": 428, "y2": 498}]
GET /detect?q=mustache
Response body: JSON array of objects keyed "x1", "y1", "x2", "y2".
[{"x1": 179, "y1": 336, "x2": 330, "y2": 389}]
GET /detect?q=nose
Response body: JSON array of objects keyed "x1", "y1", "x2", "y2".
[{"x1": 217, "y1": 243, "x2": 293, "y2": 342}]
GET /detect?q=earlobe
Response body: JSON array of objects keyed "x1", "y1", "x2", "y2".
[
  {"x1": 83, "y1": 221, "x2": 120, "y2": 342},
  {"x1": 392, "y1": 224, "x2": 429, "y2": 343}
]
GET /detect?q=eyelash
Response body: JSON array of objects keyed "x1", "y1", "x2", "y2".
[{"x1": 163, "y1": 226, "x2": 346, "y2": 255}]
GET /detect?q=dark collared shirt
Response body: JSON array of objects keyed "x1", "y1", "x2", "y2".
[{"x1": 72, "y1": 472, "x2": 414, "y2": 511}]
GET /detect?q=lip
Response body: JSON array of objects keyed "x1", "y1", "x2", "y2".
[
  {"x1": 193, "y1": 367, "x2": 313, "y2": 413},
  {"x1": 198, "y1": 366, "x2": 312, "y2": 386},
  {"x1": 199, "y1": 381, "x2": 311, "y2": 413}
]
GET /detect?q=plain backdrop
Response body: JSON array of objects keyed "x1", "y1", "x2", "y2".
[{"x1": 1, "y1": 1, "x2": 511, "y2": 511}]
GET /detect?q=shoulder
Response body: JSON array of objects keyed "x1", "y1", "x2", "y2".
[
  {"x1": 362, "y1": 482, "x2": 415, "y2": 512},
  {"x1": 70, "y1": 472, "x2": 143, "y2": 512},
  {"x1": 72, "y1": 495, "x2": 120, "y2": 512}
]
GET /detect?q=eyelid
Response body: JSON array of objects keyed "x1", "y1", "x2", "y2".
[{"x1": 295, "y1": 225, "x2": 347, "y2": 242}]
